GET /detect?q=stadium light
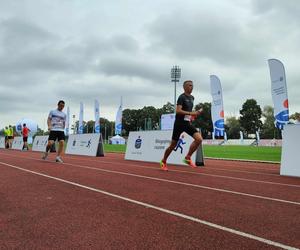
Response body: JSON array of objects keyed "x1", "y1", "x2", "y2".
[{"x1": 171, "y1": 65, "x2": 181, "y2": 113}]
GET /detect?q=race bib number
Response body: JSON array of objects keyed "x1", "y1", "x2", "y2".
[{"x1": 184, "y1": 115, "x2": 191, "y2": 121}]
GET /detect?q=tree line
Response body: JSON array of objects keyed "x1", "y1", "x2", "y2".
[
  {"x1": 2, "y1": 99, "x2": 298, "y2": 140},
  {"x1": 80, "y1": 99, "x2": 297, "y2": 140},
  {"x1": 119, "y1": 99, "x2": 298, "y2": 139}
]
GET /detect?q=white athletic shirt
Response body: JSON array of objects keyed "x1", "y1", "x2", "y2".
[{"x1": 48, "y1": 109, "x2": 66, "y2": 131}]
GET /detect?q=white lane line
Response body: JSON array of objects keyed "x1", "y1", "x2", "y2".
[
  {"x1": 204, "y1": 156, "x2": 280, "y2": 164},
  {"x1": 0, "y1": 162, "x2": 298, "y2": 250},
  {"x1": 0, "y1": 151, "x2": 281, "y2": 180},
  {"x1": 203, "y1": 167, "x2": 279, "y2": 176},
  {"x1": 0, "y1": 153, "x2": 299, "y2": 205},
  {"x1": 1, "y1": 151, "x2": 296, "y2": 188},
  {"x1": 58, "y1": 161, "x2": 300, "y2": 206},
  {"x1": 64, "y1": 154, "x2": 281, "y2": 176},
  {"x1": 60, "y1": 153, "x2": 281, "y2": 176},
  {"x1": 1, "y1": 151, "x2": 279, "y2": 175},
  {"x1": 83, "y1": 159, "x2": 300, "y2": 188}
]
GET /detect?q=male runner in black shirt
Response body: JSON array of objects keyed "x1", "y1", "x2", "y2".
[{"x1": 160, "y1": 80, "x2": 203, "y2": 171}]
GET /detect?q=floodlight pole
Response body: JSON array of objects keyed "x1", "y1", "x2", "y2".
[{"x1": 171, "y1": 65, "x2": 181, "y2": 114}]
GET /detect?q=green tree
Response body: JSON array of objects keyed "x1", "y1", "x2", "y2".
[
  {"x1": 225, "y1": 116, "x2": 241, "y2": 139},
  {"x1": 159, "y1": 102, "x2": 175, "y2": 114},
  {"x1": 122, "y1": 106, "x2": 163, "y2": 134},
  {"x1": 85, "y1": 120, "x2": 95, "y2": 133},
  {"x1": 100, "y1": 118, "x2": 114, "y2": 140},
  {"x1": 239, "y1": 99, "x2": 262, "y2": 137},
  {"x1": 35, "y1": 127, "x2": 45, "y2": 136},
  {"x1": 123, "y1": 108, "x2": 143, "y2": 134},
  {"x1": 193, "y1": 102, "x2": 212, "y2": 139},
  {"x1": 290, "y1": 112, "x2": 300, "y2": 121},
  {"x1": 260, "y1": 105, "x2": 279, "y2": 139},
  {"x1": 140, "y1": 106, "x2": 160, "y2": 130}
]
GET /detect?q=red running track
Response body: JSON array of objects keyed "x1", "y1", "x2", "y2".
[{"x1": 0, "y1": 149, "x2": 299, "y2": 249}]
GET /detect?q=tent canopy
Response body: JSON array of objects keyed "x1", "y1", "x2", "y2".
[{"x1": 110, "y1": 135, "x2": 126, "y2": 144}]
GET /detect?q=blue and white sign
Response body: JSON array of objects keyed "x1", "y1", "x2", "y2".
[
  {"x1": 268, "y1": 59, "x2": 289, "y2": 130},
  {"x1": 210, "y1": 75, "x2": 225, "y2": 137},
  {"x1": 281, "y1": 125, "x2": 300, "y2": 177},
  {"x1": 94, "y1": 99, "x2": 100, "y2": 133},
  {"x1": 11, "y1": 137, "x2": 23, "y2": 150},
  {"x1": 66, "y1": 133, "x2": 104, "y2": 156},
  {"x1": 78, "y1": 102, "x2": 84, "y2": 134},
  {"x1": 32, "y1": 136, "x2": 49, "y2": 152},
  {"x1": 125, "y1": 130, "x2": 196, "y2": 166},
  {"x1": 115, "y1": 101, "x2": 122, "y2": 135},
  {"x1": 65, "y1": 107, "x2": 70, "y2": 136}
]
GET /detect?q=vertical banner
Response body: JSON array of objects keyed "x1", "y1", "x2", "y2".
[
  {"x1": 94, "y1": 100, "x2": 100, "y2": 133},
  {"x1": 268, "y1": 59, "x2": 289, "y2": 130},
  {"x1": 115, "y1": 97, "x2": 123, "y2": 135},
  {"x1": 65, "y1": 107, "x2": 70, "y2": 136},
  {"x1": 78, "y1": 102, "x2": 84, "y2": 134},
  {"x1": 240, "y1": 131, "x2": 244, "y2": 144},
  {"x1": 256, "y1": 131, "x2": 260, "y2": 142},
  {"x1": 210, "y1": 75, "x2": 225, "y2": 137}
]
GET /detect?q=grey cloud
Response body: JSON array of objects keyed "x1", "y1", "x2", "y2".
[
  {"x1": 251, "y1": 0, "x2": 300, "y2": 17},
  {"x1": 0, "y1": 19, "x2": 141, "y2": 75},
  {"x1": 146, "y1": 10, "x2": 267, "y2": 67},
  {"x1": 109, "y1": 35, "x2": 139, "y2": 53},
  {"x1": 0, "y1": 17, "x2": 56, "y2": 52},
  {"x1": 98, "y1": 57, "x2": 166, "y2": 82}
]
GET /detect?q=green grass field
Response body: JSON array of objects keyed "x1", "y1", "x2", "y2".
[
  {"x1": 203, "y1": 145, "x2": 281, "y2": 162},
  {"x1": 104, "y1": 144, "x2": 282, "y2": 162},
  {"x1": 104, "y1": 144, "x2": 126, "y2": 153}
]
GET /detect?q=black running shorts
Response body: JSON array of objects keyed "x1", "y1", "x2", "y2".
[
  {"x1": 172, "y1": 121, "x2": 198, "y2": 141},
  {"x1": 48, "y1": 131, "x2": 65, "y2": 142}
]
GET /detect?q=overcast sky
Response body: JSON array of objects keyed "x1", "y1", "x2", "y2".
[{"x1": 0, "y1": 0, "x2": 299, "y2": 130}]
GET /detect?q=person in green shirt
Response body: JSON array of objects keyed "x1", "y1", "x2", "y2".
[
  {"x1": 4, "y1": 127, "x2": 9, "y2": 148},
  {"x1": 7, "y1": 125, "x2": 14, "y2": 148}
]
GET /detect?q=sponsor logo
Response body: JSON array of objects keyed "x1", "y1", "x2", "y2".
[
  {"x1": 135, "y1": 136, "x2": 142, "y2": 149},
  {"x1": 17, "y1": 124, "x2": 22, "y2": 131},
  {"x1": 95, "y1": 125, "x2": 100, "y2": 133},
  {"x1": 173, "y1": 134, "x2": 186, "y2": 154},
  {"x1": 214, "y1": 119, "x2": 224, "y2": 137},
  {"x1": 275, "y1": 109, "x2": 289, "y2": 130}
]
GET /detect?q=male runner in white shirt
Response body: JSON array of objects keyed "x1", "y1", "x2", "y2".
[{"x1": 42, "y1": 100, "x2": 67, "y2": 163}]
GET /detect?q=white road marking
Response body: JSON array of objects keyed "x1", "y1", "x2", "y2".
[{"x1": 0, "y1": 161, "x2": 298, "y2": 250}]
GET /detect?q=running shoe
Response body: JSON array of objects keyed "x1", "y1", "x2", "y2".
[
  {"x1": 183, "y1": 158, "x2": 197, "y2": 168},
  {"x1": 55, "y1": 156, "x2": 63, "y2": 163},
  {"x1": 160, "y1": 160, "x2": 168, "y2": 171},
  {"x1": 42, "y1": 152, "x2": 49, "y2": 160}
]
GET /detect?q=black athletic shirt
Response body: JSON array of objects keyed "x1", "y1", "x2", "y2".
[{"x1": 175, "y1": 93, "x2": 194, "y2": 122}]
